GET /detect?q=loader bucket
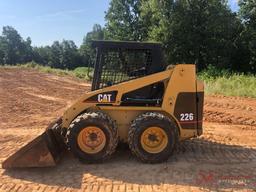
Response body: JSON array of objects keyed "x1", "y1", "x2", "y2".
[{"x1": 2, "y1": 128, "x2": 64, "y2": 168}]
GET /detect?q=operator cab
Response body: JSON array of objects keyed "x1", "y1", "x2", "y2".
[{"x1": 91, "y1": 40, "x2": 167, "y2": 106}]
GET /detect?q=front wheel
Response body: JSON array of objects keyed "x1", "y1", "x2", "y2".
[
  {"x1": 66, "y1": 111, "x2": 118, "y2": 163},
  {"x1": 128, "y1": 112, "x2": 178, "y2": 163}
]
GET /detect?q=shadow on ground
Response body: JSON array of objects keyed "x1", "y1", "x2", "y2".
[{"x1": 3, "y1": 138, "x2": 256, "y2": 190}]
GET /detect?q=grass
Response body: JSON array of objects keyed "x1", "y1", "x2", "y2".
[
  {"x1": 73, "y1": 67, "x2": 93, "y2": 80},
  {"x1": 1, "y1": 62, "x2": 256, "y2": 98},
  {"x1": 2, "y1": 62, "x2": 92, "y2": 81},
  {"x1": 198, "y1": 65, "x2": 256, "y2": 98},
  {"x1": 199, "y1": 73, "x2": 256, "y2": 98}
]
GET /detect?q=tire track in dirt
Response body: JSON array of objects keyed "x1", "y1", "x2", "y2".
[
  {"x1": 175, "y1": 139, "x2": 256, "y2": 164},
  {"x1": 204, "y1": 95, "x2": 256, "y2": 126},
  {"x1": 0, "y1": 68, "x2": 90, "y2": 130}
]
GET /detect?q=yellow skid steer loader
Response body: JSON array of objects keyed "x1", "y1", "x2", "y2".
[{"x1": 2, "y1": 40, "x2": 204, "y2": 168}]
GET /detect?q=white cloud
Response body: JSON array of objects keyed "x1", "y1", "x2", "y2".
[{"x1": 36, "y1": 9, "x2": 85, "y2": 20}]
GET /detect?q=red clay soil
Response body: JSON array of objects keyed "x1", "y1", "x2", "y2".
[{"x1": 0, "y1": 68, "x2": 255, "y2": 192}]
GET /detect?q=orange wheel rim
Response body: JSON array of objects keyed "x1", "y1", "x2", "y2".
[
  {"x1": 77, "y1": 126, "x2": 106, "y2": 154},
  {"x1": 140, "y1": 127, "x2": 168, "y2": 154}
]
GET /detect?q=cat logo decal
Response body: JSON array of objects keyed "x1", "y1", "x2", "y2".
[{"x1": 83, "y1": 91, "x2": 117, "y2": 103}]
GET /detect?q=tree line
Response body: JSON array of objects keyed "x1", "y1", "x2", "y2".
[{"x1": 0, "y1": 0, "x2": 255, "y2": 73}]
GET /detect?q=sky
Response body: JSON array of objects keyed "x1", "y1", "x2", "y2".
[{"x1": 0, "y1": 0, "x2": 239, "y2": 47}]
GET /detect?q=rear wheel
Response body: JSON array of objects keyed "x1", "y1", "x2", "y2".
[
  {"x1": 66, "y1": 111, "x2": 118, "y2": 163},
  {"x1": 128, "y1": 112, "x2": 178, "y2": 163}
]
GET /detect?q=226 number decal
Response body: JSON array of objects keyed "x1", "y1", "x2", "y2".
[{"x1": 180, "y1": 113, "x2": 194, "y2": 121}]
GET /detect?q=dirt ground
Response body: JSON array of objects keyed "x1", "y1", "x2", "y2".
[{"x1": 0, "y1": 68, "x2": 255, "y2": 192}]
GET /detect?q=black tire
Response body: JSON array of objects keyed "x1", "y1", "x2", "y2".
[
  {"x1": 128, "y1": 112, "x2": 179, "y2": 163},
  {"x1": 50, "y1": 120, "x2": 67, "y2": 150},
  {"x1": 66, "y1": 111, "x2": 118, "y2": 163}
]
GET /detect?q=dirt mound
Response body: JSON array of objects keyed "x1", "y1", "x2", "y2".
[{"x1": 0, "y1": 68, "x2": 255, "y2": 192}]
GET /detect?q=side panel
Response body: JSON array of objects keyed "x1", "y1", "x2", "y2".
[
  {"x1": 173, "y1": 92, "x2": 204, "y2": 132},
  {"x1": 162, "y1": 64, "x2": 197, "y2": 138},
  {"x1": 174, "y1": 92, "x2": 197, "y2": 129},
  {"x1": 196, "y1": 92, "x2": 204, "y2": 134}
]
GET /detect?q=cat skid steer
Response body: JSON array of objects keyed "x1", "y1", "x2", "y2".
[{"x1": 2, "y1": 40, "x2": 204, "y2": 168}]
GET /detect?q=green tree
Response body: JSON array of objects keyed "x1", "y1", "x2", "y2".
[
  {"x1": 49, "y1": 41, "x2": 62, "y2": 68},
  {"x1": 0, "y1": 26, "x2": 33, "y2": 64},
  {"x1": 33, "y1": 40, "x2": 81, "y2": 69},
  {"x1": 22, "y1": 37, "x2": 33, "y2": 63},
  {"x1": 140, "y1": 0, "x2": 174, "y2": 62},
  {"x1": 141, "y1": 0, "x2": 242, "y2": 71},
  {"x1": 105, "y1": 0, "x2": 147, "y2": 40},
  {"x1": 0, "y1": 36, "x2": 6, "y2": 64},
  {"x1": 33, "y1": 46, "x2": 51, "y2": 65},
  {"x1": 1, "y1": 26, "x2": 23, "y2": 64},
  {"x1": 239, "y1": 0, "x2": 256, "y2": 72},
  {"x1": 80, "y1": 24, "x2": 105, "y2": 67},
  {"x1": 61, "y1": 40, "x2": 80, "y2": 69}
]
